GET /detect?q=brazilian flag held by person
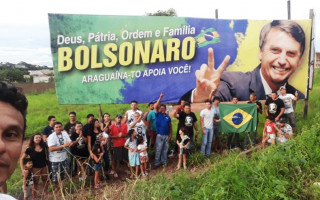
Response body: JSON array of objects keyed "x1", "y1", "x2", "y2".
[{"x1": 220, "y1": 104, "x2": 257, "y2": 133}]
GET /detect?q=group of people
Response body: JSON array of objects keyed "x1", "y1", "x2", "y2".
[{"x1": 15, "y1": 92, "x2": 300, "y2": 200}]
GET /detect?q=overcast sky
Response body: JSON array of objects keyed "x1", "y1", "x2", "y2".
[{"x1": 0, "y1": 0, "x2": 318, "y2": 67}]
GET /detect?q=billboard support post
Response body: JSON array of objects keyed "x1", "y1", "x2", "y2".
[{"x1": 304, "y1": 9, "x2": 315, "y2": 118}]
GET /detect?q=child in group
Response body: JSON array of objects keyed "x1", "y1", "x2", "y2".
[
  {"x1": 176, "y1": 127, "x2": 191, "y2": 170},
  {"x1": 90, "y1": 144, "x2": 104, "y2": 189},
  {"x1": 262, "y1": 116, "x2": 283, "y2": 149},
  {"x1": 137, "y1": 135, "x2": 148, "y2": 176},
  {"x1": 22, "y1": 158, "x2": 34, "y2": 200},
  {"x1": 124, "y1": 129, "x2": 140, "y2": 179}
]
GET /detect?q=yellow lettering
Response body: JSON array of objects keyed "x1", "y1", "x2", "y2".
[
  {"x1": 150, "y1": 39, "x2": 165, "y2": 63},
  {"x1": 134, "y1": 41, "x2": 150, "y2": 65},
  {"x1": 91, "y1": 45, "x2": 102, "y2": 69},
  {"x1": 58, "y1": 47, "x2": 73, "y2": 72},
  {"x1": 166, "y1": 38, "x2": 180, "y2": 62},
  {"x1": 119, "y1": 42, "x2": 133, "y2": 66},
  {"x1": 103, "y1": 43, "x2": 118, "y2": 67},
  {"x1": 75, "y1": 45, "x2": 89, "y2": 70},
  {"x1": 181, "y1": 37, "x2": 196, "y2": 60}
]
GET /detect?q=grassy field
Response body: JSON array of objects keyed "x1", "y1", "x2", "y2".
[{"x1": 7, "y1": 69, "x2": 320, "y2": 198}]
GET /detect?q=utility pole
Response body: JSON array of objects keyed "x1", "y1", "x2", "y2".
[{"x1": 287, "y1": 0, "x2": 291, "y2": 19}]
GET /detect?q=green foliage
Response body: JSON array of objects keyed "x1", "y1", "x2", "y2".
[
  {"x1": 146, "y1": 8, "x2": 177, "y2": 16},
  {"x1": 128, "y1": 120, "x2": 320, "y2": 200},
  {"x1": 0, "y1": 68, "x2": 25, "y2": 82}
]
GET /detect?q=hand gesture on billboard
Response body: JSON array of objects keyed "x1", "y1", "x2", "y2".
[{"x1": 193, "y1": 48, "x2": 230, "y2": 102}]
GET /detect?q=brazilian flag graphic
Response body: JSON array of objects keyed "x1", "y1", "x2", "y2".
[
  {"x1": 194, "y1": 27, "x2": 220, "y2": 47},
  {"x1": 220, "y1": 104, "x2": 257, "y2": 133}
]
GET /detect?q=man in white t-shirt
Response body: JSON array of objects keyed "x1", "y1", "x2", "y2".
[
  {"x1": 279, "y1": 86, "x2": 298, "y2": 132},
  {"x1": 200, "y1": 99, "x2": 215, "y2": 156},
  {"x1": 124, "y1": 100, "x2": 143, "y2": 129},
  {"x1": 47, "y1": 122, "x2": 72, "y2": 185},
  {"x1": 130, "y1": 112, "x2": 147, "y2": 141}
]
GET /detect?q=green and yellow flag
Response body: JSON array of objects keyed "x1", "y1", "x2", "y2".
[
  {"x1": 194, "y1": 28, "x2": 220, "y2": 47},
  {"x1": 220, "y1": 104, "x2": 257, "y2": 133}
]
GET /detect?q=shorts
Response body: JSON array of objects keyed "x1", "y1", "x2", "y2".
[
  {"x1": 129, "y1": 154, "x2": 140, "y2": 167},
  {"x1": 285, "y1": 112, "x2": 296, "y2": 128},
  {"x1": 267, "y1": 134, "x2": 276, "y2": 143},
  {"x1": 276, "y1": 136, "x2": 289, "y2": 143},
  {"x1": 94, "y1": 163, "x2": 101, "y2": 171},
  {"x1": 113, "y1": 146, "x2": 128, "y2": 161},
  {"x1": 140, "y1": 155, "x2": 148, "y2": 163},
  {"x1": 22, "y1": 185, "x2": 32, "y2": 198},
  {"x1": 50, "y1": 160, "x2": 67, "y2": 183},
  {"x1": 267, "y1": 134, "x2": 276, "y2": 139}
]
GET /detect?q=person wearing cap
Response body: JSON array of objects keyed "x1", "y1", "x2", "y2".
[
  {"x1": 275, "y1": 117, "x2": 293, "y2": 143},
  {"x1": 278, "y1": 86, "x2": 298, "y2": 132},
  {"x1": 109, "y1": 114, "x2": 128, "y2": 178}
]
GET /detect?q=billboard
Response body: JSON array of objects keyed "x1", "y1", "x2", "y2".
[{"x1": 48, "y1": 14, "x2": 311, "y2": 104}]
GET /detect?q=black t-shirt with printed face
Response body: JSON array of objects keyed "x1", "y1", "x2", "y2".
[
  {"x1": 265, "y1": 98, "x2": 285, "y2": 118},
  {"x1": 178, "y1": 112, "x2": 197, "y2": 137}
]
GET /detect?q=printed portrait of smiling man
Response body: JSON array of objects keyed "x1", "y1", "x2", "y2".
[
  {"x1": 259, "y1": 22, "x2": 303, "y2": 93},
  {"x1": 182, "y1": 20, "x2": 306, "y2": 103}
]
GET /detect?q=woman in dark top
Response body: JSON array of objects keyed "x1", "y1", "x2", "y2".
[
  {"x1": 70, "y1": 121, "x2": 89, "y2": 179},
  {"x1": 88, "y1": 119, "x2": 103, "y2": 152},
  {"x1": 20, "y1": 133, "x2": 48, "y2": 197}
]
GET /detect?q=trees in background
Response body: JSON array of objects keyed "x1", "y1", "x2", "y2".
[
  {"x1": 0, "y1": 69, "x2": 25, "y2": 82},
  {"x1": 146, "y1": 8, "x2": 177, "y2": 16}
]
